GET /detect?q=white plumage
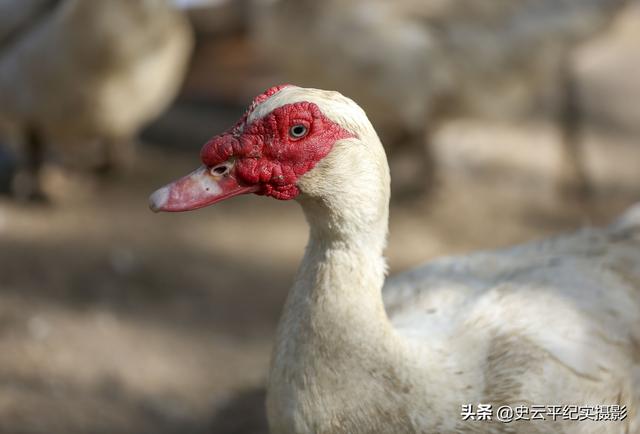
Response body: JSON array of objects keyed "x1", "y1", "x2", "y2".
[
  {"x1": 265, "y1": 87, "x2": 639, "y2": 434},
  {"x1": 151, "y1": 86, "x2": 640, "y2": 434},
  {"x1": 0, "y1": 0, "x2": 193, "y2": 196}
]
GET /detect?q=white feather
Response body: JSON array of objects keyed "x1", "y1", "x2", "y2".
[{"x1": 260, "y1": 87, "x2": 640, "y2": 434}]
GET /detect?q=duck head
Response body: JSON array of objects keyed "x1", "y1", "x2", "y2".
[{"x1": 149, "y1": 85, "x2": 390, "y2": 228}]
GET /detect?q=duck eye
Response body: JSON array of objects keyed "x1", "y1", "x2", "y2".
[{"x1": 289, "y1": 124, "x2": 308, "y2": 139}]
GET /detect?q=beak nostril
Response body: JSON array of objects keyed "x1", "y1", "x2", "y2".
[{"x1": 211, "y1": 165, "x2": 229, "y2": 176}]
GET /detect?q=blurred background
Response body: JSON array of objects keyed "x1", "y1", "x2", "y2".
[{"x1": 0, "y1": 0, "x2": 638, "y2": 433}]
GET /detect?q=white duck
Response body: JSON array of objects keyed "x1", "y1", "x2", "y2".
[
  {"x1": 0, "y1": 0, "x2": 193, "y2": 198},
  {"x1": 150, "y1": 85, "x2": 640, "y2": 434}
]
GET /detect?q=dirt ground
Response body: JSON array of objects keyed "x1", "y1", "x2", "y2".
[{"x1": 0, "y1": 112, "x2": 638, "y2": 434}]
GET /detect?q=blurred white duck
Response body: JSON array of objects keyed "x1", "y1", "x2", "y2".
[
  {"x1": 251, "y1": 0, "x2": 629, "y2": 198},
  {"x1": 0, "y1": 0, "x2": 193, "y2": 199},
  {"x1": 150, "y1": 86, "x2": 640, "y2": 434}
]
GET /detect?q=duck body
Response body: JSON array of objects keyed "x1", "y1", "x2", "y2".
[
  {"x1": 0, "y1": 0, "x2": 192, "y2": 197},
  {"x1": 0, "y1": 0, "x2": 192, "y2": 142},
  {"x1": 150, "y1": 85, "x2": 640, "y2": 434},
  {"x1": 267, "y1": 212, "x2": 640, "y2": 434}
]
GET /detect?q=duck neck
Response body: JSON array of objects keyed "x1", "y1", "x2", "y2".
[{"x1": 272, "y1": 193, "x2": 394, "y2": 368}]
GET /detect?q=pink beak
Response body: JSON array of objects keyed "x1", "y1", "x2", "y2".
[{"x1": 149, "y1": 165, "x2": 258, "y2": 212}]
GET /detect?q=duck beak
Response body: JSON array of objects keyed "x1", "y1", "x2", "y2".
[{"x1": 149, "y1": 165, "x2": 258, "y2": 212}]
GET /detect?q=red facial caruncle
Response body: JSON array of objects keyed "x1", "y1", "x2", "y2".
[{"x1": 149, "y1": 85, "x2": 355, "y2": 212}]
